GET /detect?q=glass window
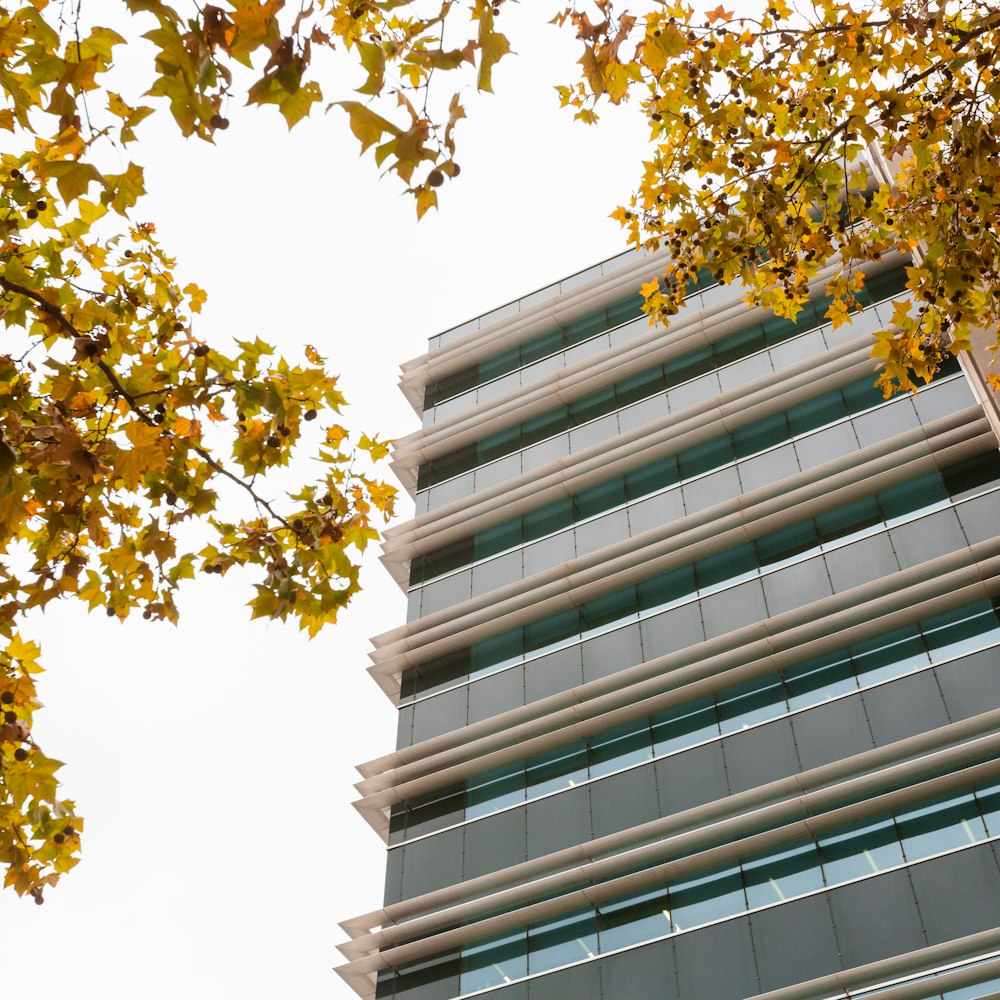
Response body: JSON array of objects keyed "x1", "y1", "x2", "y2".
[
  {"x1": 575, "y1": 478, "x2": 626, "y2": 520},
  {"x1": 617, "y1": 367, "x2": 667, "y2": 408},
  {"x1": 840, "y1": 378, "x2": 885, "y2": 415},
  {"x1": 587, "y1": 720, "x2": 653, "y2": 778},
  {"x1": 782, "y1": 651, "x2": 856, "y2": 710},
  {"x1": 461, "y1": 929, "x2": 528, "y2": 993},
  {"x1": 818, "y1": 816, "x2": 905, "y2": 883},
  {"x1": 528, "y1": 908, "x2": 598, "y2": 974},
  {"x1": 525, "y1": 743, "x2": 588, "y2": 798},
  {"x1": 475, "y1": 519, "x2": 522, "y2": 561},
  {"x1": 472, "y1": 627, "x2": 523, "y2": 678},
  {"x1": 467, "y1": 763, "x2": 525, "y2": 819},
  {"x1": 741, "y1": 840, "x2": 824, "y2": 909},
  {"x1": 563, "y1": 311, "x2": 608, "y2": 347},
  {"x1": 715, "y1": 324, "x2": 766, "y2": 367},
  {"x1": 581, "y1": 587, "x2": 639, "y2": 637},
  {"x1": 787, "y1": 390, "x2": 847, "y2": 436},
  {"x1": 733, "y1": 412, "x2": 792, "y2": 459},
  {"x1": 755, "y1": 520, "x2": 820, "y2": 570},
  {"x1": 524, "y1": 498, "x2": 573, "y2": 543},
  {"x1": 975, "y1": 784, "x2": 1000, "y2": 838},
  {"x1": 478, "y1": 424, "x2": 522, "y2": 465},
  {"x1": 525, "y1": 608, "x2": 580, "y2": 657},
  {"x1": 695, "y1": 542, "x2": 757, "y2": 592},
  {"x1": 597, "y1": 886, "x2": 672, "y2": 952},
  {"x1": 850, "y1": 625, "x2": 929, "y2": 686},
  {"x1": 669, "y1": 863, "x2": 746, "y2": 931},
  {"x1": 678, "y1": 436, "x2": 734, "y2": 480},
  {"x1": 520, "y1": 328, "x2": 564, "y2": 365},
  {"x1": 626, "y1": 454, "x2": 680, "y2": 501},
  {"x1": 716, "y1": 674, "x2": 787, "y2": 734},
  {"x1": 522, "y1": 408, "x2": 569, "y2": 449},
  {"x1": 666, "y1": 345, "x2": 715, "y2": 384},
  {"x1": 896, "y1": 793, "x2": 986, "y2": 861},
  {"x1": 942, "y1": 451, "x2": 1000, "y2": 499},
  {"x1": 570, "y1": 387, "x2": 616, "y2": 427},
  {"x1": 923, "y1": 603, "x2": 1000, "y2": 663},
  {"x1": 638, "y1": 566, "x2": 697, "y2": 615},
  {"x1": 815, "y1": 495, "x2": 882, "y2": 545},
  {"x1": 651, "y1": 697, "x2": 720, "y2": 755},
  {"x1": 879, "y1": 471, "x2": 948, "y2": 523}
]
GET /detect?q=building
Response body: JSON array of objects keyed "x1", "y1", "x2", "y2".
[{"x1": 337, "y1": 244, "x2": 1000, "y2": 1000}]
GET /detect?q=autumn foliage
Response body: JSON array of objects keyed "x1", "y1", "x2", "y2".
[{"x1": 2, "y1": 0, "x2": 999, "y2": 901}]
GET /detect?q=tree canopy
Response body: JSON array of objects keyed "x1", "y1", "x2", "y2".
[{"x1": 1, "y1": 0, "x2": 998, "y2": 901}]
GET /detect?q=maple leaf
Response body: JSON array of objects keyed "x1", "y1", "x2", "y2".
[{"x1": 705, "y1": 5, "x2": 735, "y2": 23}]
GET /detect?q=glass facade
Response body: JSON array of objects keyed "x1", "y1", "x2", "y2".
[
  {"x1": 458, "y1": 784, "x2": 1000, "y2": 995},
  {"x1": 345, "y1": 253, "x2": 1000, "y2": 1000},
  {"x1": 403, "y1": 447, "x2": 996, "y2": 700},
  {"x1": 385, "y1": 601, "x2": 1000, "y2": 837},
  {"x1": 416, "y1": 269, "x2": 908, "y2": 492}
]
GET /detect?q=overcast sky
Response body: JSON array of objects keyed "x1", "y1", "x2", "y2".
[{"x1": 0, "y1": 6, "x2": 660, "y2": 998}]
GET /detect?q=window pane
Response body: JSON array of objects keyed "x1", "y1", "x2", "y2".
[
  {"x1": 733, "y1": 412, "x2": 792, "y2": 459},
  {"x1": 742, "y1": 840, "x2": 824, "y2": 909},
  {"x1": 815, "y1": 495, "x2": 882, "y2": 544},
  {"x1": 638, "y1": 565, "x2": 697, "y2": 616},
  {"x1": 467, "y1": 763, "x2": 525, "y2": 819},
  {"x1": 879, "y1": 472, "x2": 948, "y2": 522},
  {"x1": 666, "y1": 345, "x2": 714, "y2": 385},
  {"x1": 528, "y1": 909, "x2": 598, "y2": 974},
  {"x1": 896, "y1": 793, "x2": 986, "y2": 861},
  {"x1": 525, "y1": 608, "x2": 580, "y2": 657},
  {"x1": 598, "y1": 886, "x2": 672, "y2": 952},
  {"x1": 524, "y1": 498, "x2": 573, "y2": 542},
  {"x1": 570, "y1": 387, "x2": 616, "y2": 427},
  {"x1": 461, "y1": 930, "x2": 528, "y2": 993},
  {"x1": 782, "y1": 651, "x2": 856, "y2": 710},
  {"x1": 617, "y1": 368, "x2": 667, "y2": 408},
  {"x1": 478, "y1": 424, "x2": 522, "y2": 464},
  {"x1": 652, "y1": 697, "x2": 720, "y2": 755},
  {"x1": 475, "y1": 519, "x2": 523, "y2": 560},
  {"x1": 851, "y1": 625, "x2": 929, "y2": 686},
  {"x1": 924, "y1": 603, "x2": 1000, "y2": 663},
  {"x1": 975, "y1": 784, "x2": 1000, "y2": 838},
  {"x1": 669, "y1": 864, "x2": 746, "y2": 930},
  {"x1": 472, "y1": 627, "x2": 523, "y2": 678},
  {"x1": 581, "y1": 587, "x2": 638, "y2": 636},
  {"x1": 756, "y1": 520, "x2": 820, "y2": 570},
  {"x1": 818, "y1": 816, "x2": 904, "y2": 884},
  {"x1": 787, "y1": 390, "x2": 847, "y2": 436},
  {"x1": 696, "y1": 542, "x2": 757, "y2": 592},
  {"x1": 522, "y1": 408, "x2": 570, "y2": 449},
  {"x1": 587, "y1": 721, "x2": 653, "y2": 778},
  {"x1": 679, "y1": 436, "x2": 734, "y2": 480},
  {"x1": 575, "y1": 478, "x2": 626, "y2": 520},
  {"x1": 714, "y1": 324, "x2": 765, "y2": 367},
  {"x1": 626, "y1": 455, "x2": 680, "y2": 501},
  {"x1": 525, "y1": 743, "x2": 588, "y2": 797},
  {"x1": 716, "y1": 674, "x2": 787, "y2": 734}
]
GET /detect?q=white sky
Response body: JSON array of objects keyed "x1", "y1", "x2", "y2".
[{"x1": 0, "y1": 6, "x2": 656, "y2": 999}]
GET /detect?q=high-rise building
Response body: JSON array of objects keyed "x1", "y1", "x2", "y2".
[{"x1": 337, "y1": 245, "x2": 1000, "y2": 1000}]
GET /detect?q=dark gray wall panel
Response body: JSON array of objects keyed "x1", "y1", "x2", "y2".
[
  {"x1": 640, "y1": 603, "x2": 705, "y2": 662},
  {"x1": 598, "y1": 939, "x2": 678, "y2": 1000},
  {"x1": 889, "y1": 509, "x2": 968, "y2": 570},
  {"x1": 655, "y1": 742, "x2": 730, "y2": 816},
  {"x1": 956, "y1": 494, "x2": 999, "y2": 546},
  {"x1": 468, "y1": 666, "x2": 525, "y2": 726},
  {"x1": 396, "y1": 704, "x2": 414, "y2": 749},
  {"x1": 761, "y1": 559, "x2": 834, "y2": 618},
  {"x1": 700, "y1": 580, "x2": 769, "y2": 640},
  {"x1": 400, "y1": 827, "x2": 464, "y2": 900},
  {"x1": 411, "y1": 686, "x2": 469, "y2": 743},
  {"x1": 750, "y1": 893, "x2": 841, "y2": 992},
  {"x1": 590, "y1": 764, "x2": 660, "y2": 840},
  {"x1": 528, "y1": 961, "x2": 601, "y2": 1000},
  {"x1": 827, "y1": 869, "x2": 925, "y2": 967},
  {"x1": 791, "y1": 696, "x2": 873, "y2": 771},
  {"x1": 862, "y1": 671, "x2": 950, "y2": 746},
  {"x1": 464, "y1": 806, "x2": 527, "y2": 880},
  {"x1": 936, "y1": 649, "x2": 1000, "y2": 722},
  {"x1": 825, "y1": 534, "x2": 899, "y2": 593},
  {"x1": 908, "y1": 844, "x2": 1000, "y2": 945},
  {"x1": 525, "y1": 647, "x2": 584, "y2": 703},
  {"x1": 527, "y1": 785, "x2": 592, "y2": 860},
  {"x1": 723, "y1": 718, "x2": 801, "y2": 794},
  {"x1": 673, "y1": 918, "x2": 759, "y2": 1000},
  {"x1": 583, "y1": 623, "x2": 643, "y2": 684},
  {"x1": 384, "y1": 845, "x2": 404, "y2": 906},
  {"x1": 486, "y1": 983, "x2": 529, "y2": 1000},
  {"x1": 393, "y1": 954, "x2": 462, "y2": 1000}
]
